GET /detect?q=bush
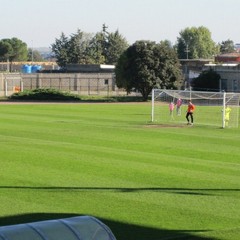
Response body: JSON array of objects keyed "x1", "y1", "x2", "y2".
[
  {"x1": 8, "y1": 88, "x2": 147, "y2": 102},
  {"x1": 9, "y1": 88, "x2": 81, "y2": 101}
]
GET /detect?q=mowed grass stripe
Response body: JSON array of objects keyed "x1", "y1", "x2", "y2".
[{"x1": 1, "y1": 132, "x2": 239, "y2": 190}]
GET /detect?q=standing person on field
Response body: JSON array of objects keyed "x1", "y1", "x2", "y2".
[
  {"x1": 186, "y1": 101, "x2": 195, "y2": 125},
  {"x1": 169, "y1": 102, "x2": 175, "y2": 119},
  {"x1": 176, "y1": 98, "x2": 182, "y2": 116},
  {"x1": 224, "y1": 105, "x2": 231, "y2": 127}
]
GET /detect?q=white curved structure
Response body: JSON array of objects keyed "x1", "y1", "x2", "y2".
[{"x1": 0, "y1": 216, "x2": 116, "y2": 240}]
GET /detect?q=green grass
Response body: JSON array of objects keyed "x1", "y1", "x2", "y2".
[
  {"x1": 154, "y1": 103, "x2": 239, "y2": 128},
  {"x1": 0, "y1": 102, "x2": 240, "y2": 240}
]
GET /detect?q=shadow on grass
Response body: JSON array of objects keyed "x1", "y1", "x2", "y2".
[
  {"x1": 1, "y1": 186, "x2": 239, "y2": 196},
  {"x1": 0, "y1": 213, "x2": 215, "y2": 240},
  {"x1": 0, "y1": 187, "x2": 235, "y2": 239}
]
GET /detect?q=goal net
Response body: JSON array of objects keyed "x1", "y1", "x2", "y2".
[{"x1": 151, "y1": 89, "x2": 240, "y2": 128}]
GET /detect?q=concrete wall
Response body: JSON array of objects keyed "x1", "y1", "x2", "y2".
[{"x1": 0, "y1": 72, "x2": 131, "y2": 97}]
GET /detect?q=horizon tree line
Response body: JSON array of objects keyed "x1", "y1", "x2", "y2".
[{"x1": 0, "y1": 25, "x2": 238, "y2": 100}]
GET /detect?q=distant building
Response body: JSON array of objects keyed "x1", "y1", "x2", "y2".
[
  {"x1": 179, "y1": 58, "x2": 240, "y2": 92},
  {"x1": 235, "y1": 44, "x2": 240, "y2": 53},
  {"x1": 215, "y1": 53, "x2": 240, "y2": 63},
  {"x1": 203, "y1": 63, "x2": 240, "y2": 92},
  {"x1": 65, "y1": 64, "x2": 115, "y2": 73},
  {"x1": 0, "y1": 64, "x2": 118, "y2": 97},
  {"x1": 179, "y1": 59, "x2": 213, "y2": 89}
]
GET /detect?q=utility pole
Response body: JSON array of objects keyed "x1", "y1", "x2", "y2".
[
  {"x1": 185, "y1": 44, "x2": 190, "y2": 59},
  {"x1": 184, "y1": 42, "x2": 190, "y2": 89},
  {"x1": 102, "y1": 24, "x2": 109, "y2": 61},
  {"x1": 31, "y1": 40, "x2": 34, "y2": 62},
  {"x1": 102, "y1": 23, "x2": 108, "y2": 34}
]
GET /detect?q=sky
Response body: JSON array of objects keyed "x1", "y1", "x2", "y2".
[{"x1": 1, "y1": 0, "x2": 240, "y2": 48}]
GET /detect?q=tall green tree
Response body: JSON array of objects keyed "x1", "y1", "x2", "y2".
[
  {"x1": 86, "y1": 25, "x2": 128, "y2": 65},
  {"x1": 0, "y1": 41, "x2": 12, "y2": 61},
  {"x1": 115, "y1": 40, "x2": 183, "y2": 101},
  {"x1": 176, "y1": 26, "x2": 219, "y2": 59},
  {"x1": 52, "y1": 30, "x2": 95, "y2": 67},
  {"x1": 219, "y1": 39, "x2": 235, "y2": 54},
  {"x1": 105, "y1": 30, "x2": 129, "y2": 65},
  {"x1": 51, "y1": 25, "x2": 128, "y2": 67},
  {"x1": 0, "y1": 38, "x2": 28, "y2": 62},
  {"x1": 68, "y1": 30, "x2": 93, "y2": 64},
  {"x1": 86, "y1": 32, "x2": 106, "y2": 64},
  {"x1": 51, "y1": 32, "x2": 69, "y2": 67}
]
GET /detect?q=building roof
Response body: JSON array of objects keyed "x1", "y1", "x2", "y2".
[
  {"x1": 215, "y1": 53, "x2": 240, "y2": 63},
  {"x1": 66, "y1": 64, "x2": 115, "y2": 73},
  {"x1": 216, "y1": 52, "x2": 240, "y2": 58}
]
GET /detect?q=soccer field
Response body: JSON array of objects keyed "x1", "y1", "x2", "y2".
[{"x1": 0, "y1": 102, "x2": 240, "y2": 240}]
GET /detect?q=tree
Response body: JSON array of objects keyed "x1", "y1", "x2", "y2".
[
  {"x1": 28, "y1": 49, "x2": 45, "y2": 61},
  {"x1": 10, "y1": 38, "x2": 28, "y2": 61},
  {"x1": 0, "y1": 41, "x2": 13, "y2": 61},
  {"x1": 85, "y1": 25, "x2": 128, "y2": 65},
  {"x1": 51, "y1": 25, "x2": 128, "y2": 67},
  {"x1": 191, "y1": 69, "x2": 220, "y2": 91},
  {"x1": 52, "y1": 30, "x2": 97, "y2": 67},
  {"x1": 86, "y1": 32, "x2": 106, "y2": 64},
  {"x1": 176, "y1": 26, "x2": 219, "y2": 59},
  {"x1": 115, "y1": 40, "x2": 183, "y2": 101},
  {"x1": 67, "y1": 30, "x2": 93, "y2": 64},
  {"x1": 219, "y1": 39, "x2": 235, "y2": 54},
  {"x1": 0, "y1": 38, "x2": 28, "y2": 62},
  {"x1": 51, "y1": 32, "x2": 69, "y2": 67},
  {"x1": 105, "y1": 30, "x2": 129, "y2": 65}
]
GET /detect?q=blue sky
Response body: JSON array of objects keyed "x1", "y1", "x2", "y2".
[{"x1": 1, "y1": 0, "x2": 240, "y2": 48}]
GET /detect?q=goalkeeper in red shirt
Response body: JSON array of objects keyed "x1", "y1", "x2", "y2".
[{"x1": 186, "y1": 101, "x2": 195, "y2": 125}]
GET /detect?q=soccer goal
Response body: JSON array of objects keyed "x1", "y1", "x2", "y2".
[{"x1": 151, "y1": 89, "x2": 240, "y2": 128}]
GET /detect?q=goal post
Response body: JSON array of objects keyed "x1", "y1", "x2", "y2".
[{"x1": 151, "y1": 89, "x2": 240, "y2": 128}]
